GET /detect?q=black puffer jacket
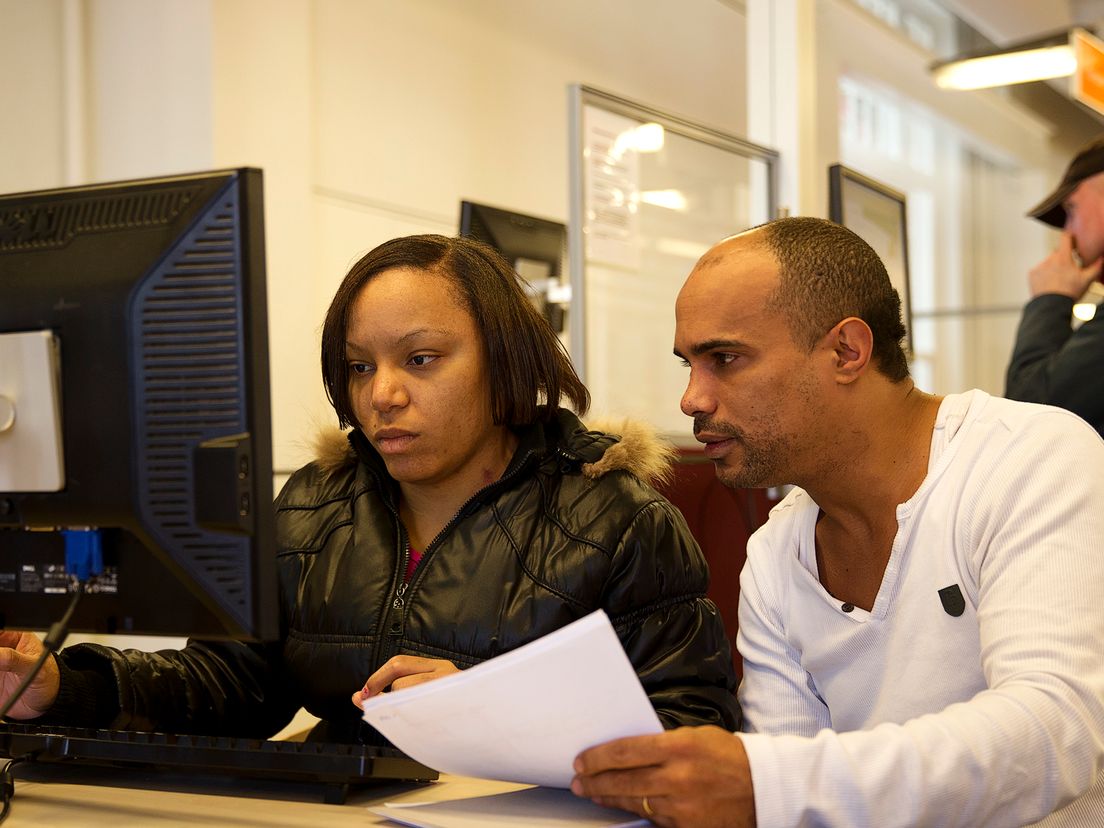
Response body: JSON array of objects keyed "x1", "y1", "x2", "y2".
[
  {"x1": 1006, "y1": 293, "x2": 1104, "y2": 437},
  {"x1": 47, "y1": 410, "x2": 739, "y2": 740}
]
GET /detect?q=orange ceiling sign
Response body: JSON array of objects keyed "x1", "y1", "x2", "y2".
[{"x1": 1072, "y1": 28, "x2": 1104, "y2": 116}]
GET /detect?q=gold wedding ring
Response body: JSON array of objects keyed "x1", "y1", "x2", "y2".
[{"x1": 642, "y1": 795, "x2": 655, "y2": 816}]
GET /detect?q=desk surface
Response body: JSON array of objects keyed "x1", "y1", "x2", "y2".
[{"x1": 6, "y1": 764, "x2": 531, "y2": 826}]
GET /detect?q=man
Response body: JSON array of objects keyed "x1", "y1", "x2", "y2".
[
  {"x1": 572, "y1": 217, "x2": 1104, "y2": 827},
  {"x1": 1006, "y1": 135, "x2": 1104, "y2": 437}
]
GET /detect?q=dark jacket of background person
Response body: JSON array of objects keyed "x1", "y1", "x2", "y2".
[
  {"x1": 1005, "y1": 294, "x2": 1104, "y2": 438},
  {"x1": 40, "y1": 409, "x2": 740, "y2": 742}
]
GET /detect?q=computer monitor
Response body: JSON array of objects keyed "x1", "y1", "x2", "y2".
[
  {"x1": 828, "y1": 163, "x2": 913, "y2": 356},
  {"x1": 0, "y1": 168, "x2": 277, "y2": 640},
  {"x1": 459, "y1": 201, "x2": 568, "y2": 332}
]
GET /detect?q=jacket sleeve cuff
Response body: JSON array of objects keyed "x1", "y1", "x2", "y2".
[
  {"x1": 1023, "y1": 293, "x2": 1076, "y2": 319},
  {"x1": 37, "y1": 650, "x2": 120, "y2": 727}
]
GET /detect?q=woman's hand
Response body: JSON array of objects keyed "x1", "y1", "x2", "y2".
[
  {"x1": 0, "y1": 630, "x2": 60, "y2": 719},
  {"x1": 351, "y1": 655, "x2": 460, "y2": 708}
]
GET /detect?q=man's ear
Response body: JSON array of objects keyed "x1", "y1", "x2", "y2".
[{"x1": 824, "y1": 317, "x2": 873, "y2": 384}]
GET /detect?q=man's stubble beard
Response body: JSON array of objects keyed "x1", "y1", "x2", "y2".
[{"x1": 695, "y1": 416, "x2": 788, "y2": 490}]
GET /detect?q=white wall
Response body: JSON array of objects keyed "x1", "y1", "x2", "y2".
[
  {"x1": 87, "y1": 0, "x2": 214, "y2": 179},
  {"x1": 0, "y1": 0, "x2": 68, "y2": 190},
  {"x1": 0, "y1": 0, "x2": 215, "y2": 187},
  {"x1": 1, "y1": 0, "x2": 748, "y2": 477}
]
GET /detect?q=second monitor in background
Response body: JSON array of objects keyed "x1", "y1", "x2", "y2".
[
  {"x1": 459, "y1": 201, "x2": 569, "y2": 333},
  {"x1": 828, "y1": 164, "x2": 913, "y2": 357}
]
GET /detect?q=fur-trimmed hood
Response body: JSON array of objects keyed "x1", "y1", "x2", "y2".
[
  {"x1": 309, "y1": 414, "x2": 677, "y2": 487},
  {"x1": 572, "y1": 416, "x2": 676, "y2": 486}
]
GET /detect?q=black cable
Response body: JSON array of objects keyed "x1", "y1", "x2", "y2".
[
  {"x1": 0, "y1": 756, "x2": 29, "y2": 824},
  {"x1": 0, "y1": 581, "x2": 84, "y2": 721}
]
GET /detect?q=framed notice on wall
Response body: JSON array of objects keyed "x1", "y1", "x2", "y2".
[
  {"x1": 828, "y1": 163, "x2": 913, "y2": 356},
  {"x1": 569, "y1": 85, "x2": 778, "y2": 444}
]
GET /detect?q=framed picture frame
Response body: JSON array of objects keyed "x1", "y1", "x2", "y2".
[
  {"x1": 828, "y1": 163, "x2": 913, "y2": 357},
  {"x1": 569, "y1": 84, "x2": 778, "y2": 444}
]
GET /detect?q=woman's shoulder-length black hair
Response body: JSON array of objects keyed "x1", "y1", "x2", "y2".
[{"x1": 321, "y1": 234, "x2": 589, "y2": 429}]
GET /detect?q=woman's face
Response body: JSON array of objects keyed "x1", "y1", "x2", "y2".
[{"x1": 345, "y1": 266, "x2": 514, "y2": 493}]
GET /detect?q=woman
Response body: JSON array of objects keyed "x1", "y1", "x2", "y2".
[{"x1": 1, "y1": 235, "x2": 738, "y2": 742}]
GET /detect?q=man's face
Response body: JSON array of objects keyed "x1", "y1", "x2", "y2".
[
  {"x1": 674, "y1": 239, "x2": 826, "y2": 490},
  {"x1": 1063, "y1": 174, "x2": 1104, "y2": 265}
]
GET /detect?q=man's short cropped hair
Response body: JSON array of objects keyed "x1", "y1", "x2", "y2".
[
  {"x1": 321, "y1": 234, "x2": 589, "y2": 429},
  {"x1": 759, "y1": 216, "x2": 910, "y2": 382}
]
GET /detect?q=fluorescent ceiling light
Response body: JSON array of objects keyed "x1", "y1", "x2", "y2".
[
  {"x1": 933, "y1": 46, "x2": 1075, "y2": 90},
  {"x1": 1074, "y1": 302, "x2": 1097, "y2": 322},
  {"x1": 931, "y1": 28, "x2": 1091, "y2": 91}
]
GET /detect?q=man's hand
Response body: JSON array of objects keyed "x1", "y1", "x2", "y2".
[
  {"x1": 0, "y1": 630, "x2": 60, "y2": 719},
  {"x1": 571, "y1": 726, "x2": 756, "y2": 828},
  {"x1": 350, "y1": 655, "x2": 460, "y2": 708},
  {"x1": 1029, "y1": 231, "x2": 1103, "y2": 299}
]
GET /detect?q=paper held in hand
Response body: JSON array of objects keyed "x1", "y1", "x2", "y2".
[{"x1": 360, "y1": 609, "x2": 662, "y2": 788}]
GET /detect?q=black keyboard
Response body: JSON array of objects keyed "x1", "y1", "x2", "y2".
[{"x1": 0, "y1": 722, "x2": 438, "y2": 804}]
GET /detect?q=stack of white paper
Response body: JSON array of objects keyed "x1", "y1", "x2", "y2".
[{"x1": 360, "y1": 609, "x2": 662, "y2": 788}]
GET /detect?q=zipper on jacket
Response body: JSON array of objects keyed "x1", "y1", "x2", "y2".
[
  {"x1": 388, "y1": 581, "x2": 408, "y2": 637},
  {"x1": 374, "y1": 509, "x2": 410, "y2": 666},
  {"x1": 375, "y1": 447, "x2": 537, "y2": 664},
  {"x1": 385, "y1": 529, "x2": 410, "y2": 637},
  {"x1": 406, "y1": 449, "x2": 536, "y2": 591},
  {"x1": 555, "y1": 446, "x2": 582, "y2": 473}
]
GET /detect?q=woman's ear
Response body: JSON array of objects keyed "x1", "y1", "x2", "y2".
[{"x1": 825, "y1": 317, "x2": 873, "y2": 385}]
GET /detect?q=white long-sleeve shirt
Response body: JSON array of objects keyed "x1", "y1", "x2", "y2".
[{"x1": 737, "y1": 390, "x2": 1104, "y2": 827}]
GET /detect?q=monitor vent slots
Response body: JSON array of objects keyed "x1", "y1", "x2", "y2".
[
  {"x1": 131, "y1": 186, "x2": 250, "y2": 611},
  {"x1": 0, "y1": 185, "x2": 202, "y2": 251}
]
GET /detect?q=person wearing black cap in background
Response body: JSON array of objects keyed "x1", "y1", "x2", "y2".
[{"x1": 1006, "y1": 136, "x2": 1104, "y2": 437}]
